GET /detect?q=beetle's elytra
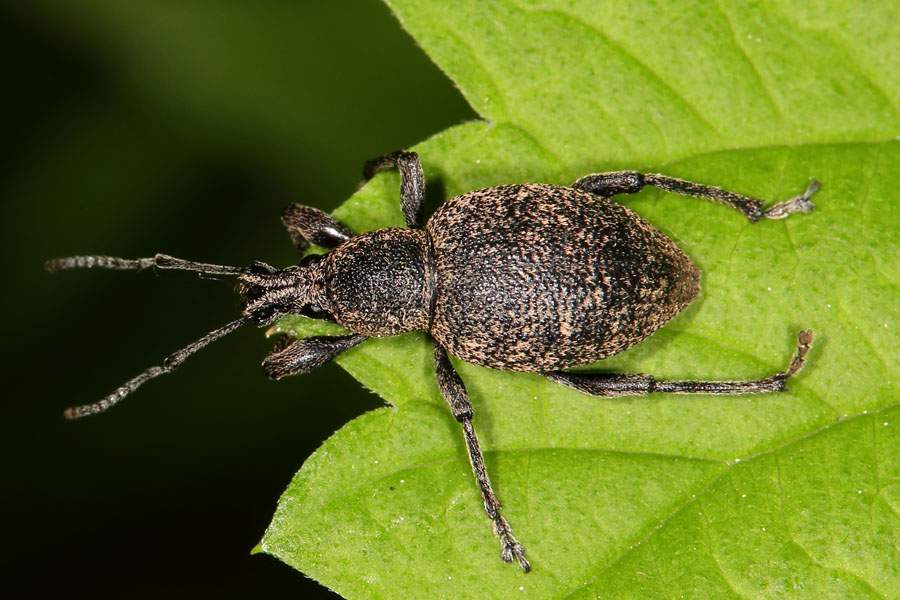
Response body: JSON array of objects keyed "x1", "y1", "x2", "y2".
[{"x1": 48, "y1": 151, "x2": 818, "y2": 572}]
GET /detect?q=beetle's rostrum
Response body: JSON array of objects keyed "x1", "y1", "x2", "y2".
[{"x1": 48, "y1": 151, "x2": 819, "y2": 573}]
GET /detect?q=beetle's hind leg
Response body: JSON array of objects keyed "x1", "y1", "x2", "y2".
[
  {"x1": 545, "y1": 330, "x2": 813, "y2": 398},
  {"x1": 573, "y1": 171, "x2": 818, "y2": 223},
  {"x1": 363, "y1": 150, "x2": 425, "y2": 229},
  {"x1": 433, "y1": 342, "x2": 531, "y2": 572}
]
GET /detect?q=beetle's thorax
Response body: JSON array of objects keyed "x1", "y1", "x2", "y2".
[{"x1": 322, "y1": 228, "x2": 434, "y2": 336}]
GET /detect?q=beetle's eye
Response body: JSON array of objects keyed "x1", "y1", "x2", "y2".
[
  {"x1": 299, "y1": 253, "x2": 324, "y2": 267},
  {"x1": 298, "y1": 303, "x2": 335, "y2": 322},
  {"x1": 248, "y1": 261, "x2": 275, "y2": 275}
]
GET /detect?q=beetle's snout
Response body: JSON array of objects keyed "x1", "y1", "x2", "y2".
[{"x1": 238, "y1": 264, "x2": 325, "y2": 326}]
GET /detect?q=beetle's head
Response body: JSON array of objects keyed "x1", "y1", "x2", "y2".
[{"x1": 238, "y1": 254, "x2": 329, "y2": 326}]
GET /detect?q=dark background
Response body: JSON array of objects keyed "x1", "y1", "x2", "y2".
[{"x1": 2, "y1": 1, "x2": 474, "y2": 597}]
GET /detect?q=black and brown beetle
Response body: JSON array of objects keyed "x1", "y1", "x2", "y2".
[{"x1": 48, "y1": 151, "x2": 818, "y2": 572}]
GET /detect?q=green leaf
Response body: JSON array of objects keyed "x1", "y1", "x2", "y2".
[{"x1": 262, "y1": 1, "x2": 900, "y2": 598}]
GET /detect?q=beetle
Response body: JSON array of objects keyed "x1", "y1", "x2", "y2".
[{"x1": 48, "y1": 150, "x2": 818, "y2": 572}]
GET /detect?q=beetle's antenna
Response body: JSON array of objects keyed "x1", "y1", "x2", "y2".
[
  {"x1": 63, "y1": 316, "x2": 251, "y2": 420},
  {"x1": 46, "y1": 254, "x2": 244, "y2": 276}
]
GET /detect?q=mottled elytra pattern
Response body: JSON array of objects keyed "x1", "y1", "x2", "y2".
[
  {"x1": 428, "y1": 184, "x2": 700, "y2": 371},
  {"x1": 48, "y1": 150, "x2": 817, "y2": 574}
]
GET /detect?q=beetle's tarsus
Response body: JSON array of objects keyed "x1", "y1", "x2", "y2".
[
  {"x1": 783, "y1": 329, "x2": 814, "y2": 379},
  {"x1": 499, "y1": 529, "x2": 531, "y2": 572},
  {"x1": 758, "y1": 329, "x2": 814, "y2": 392},
  {"x1": 761, "y1": 180, "x2": 819, "y2": 220}
]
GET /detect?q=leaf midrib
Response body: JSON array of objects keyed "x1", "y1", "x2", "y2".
[
  {"x1": 275, "y1": 402, "x2": 897, "y2": 597},
  {"x1": 292, "y1": 399, "x2": 899, "y2": 520},
  {"x1": 561, "y1": 402, "x2": 899, "y2": 598}
]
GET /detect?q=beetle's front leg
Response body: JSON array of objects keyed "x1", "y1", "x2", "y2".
[
  {"x1": 263, "y1": 334, "x2": 367, "y2": 379},
  {"x1": 433, "y1": 342, "x2": 531, "y2": 572},
  {"x1": 363, "y1": 150, "x2": 425, "y2": 229},
  {"x1": 545, "y1": 330, "x2": 813, "y2": 397},
  {"x1": 573, "y1": 171, "x2": 818, "y2": 223},
  {"x1": 281, "y1": 204, "x2": 354, "y2": 253}
]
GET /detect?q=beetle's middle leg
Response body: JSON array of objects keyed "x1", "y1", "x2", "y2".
[
  {"x1": 433, "y1": 342, "x2": 531, "y2": 572},
  {"x1": 573, "y1": 171, "x2": 818, "y2": 223},
  {"x1": 363, "y1": 150, "x2": 425, "y2": 229},
  {"x1": 545, "y1": 330, "x2": 813, "y2": 397}
]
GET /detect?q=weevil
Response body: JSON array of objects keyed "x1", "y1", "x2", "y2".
[{"x1": 48, "y1": 151, "x2": 818, "y2": 572}]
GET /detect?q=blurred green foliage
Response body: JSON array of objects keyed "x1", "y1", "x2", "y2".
[{"x1": 2, "y1": 2, "x2": 472, "y2": 598}]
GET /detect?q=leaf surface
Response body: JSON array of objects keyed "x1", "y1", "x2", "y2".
[{"x1": 262, "y1": 1, "x2": 900, "y2": 598}]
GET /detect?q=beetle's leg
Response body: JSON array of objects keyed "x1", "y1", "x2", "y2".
[
  {"x1": 363, "y1": 150, "x2": 425, "y2": 229},
  {"x1": 263, "y1": 334, "x2": 367, "y2": 380},
  {"x1": 545, "y1": 330, "x2": 813, "y2": 397},
  {"x1": 433, "y1": 342, "x2": 531, "y2": 573},
  {"x1": 281, "y1": 204, "x2": 354, "y2": 253},
  {"x1": 573, "y1": 171, "x2": 818, "y2": 223}
]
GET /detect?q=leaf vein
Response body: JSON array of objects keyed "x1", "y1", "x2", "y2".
[
  {"x1": 824, "y1": 30, "x2": 900, "y2": 118},
  {"x1": 698, "y1": 504, "x2": 753, "y2": 600},
  {"x1": 712, "y1": 0, "x2": 786, "y2": 125},
  {"x1": 560, "y1": 402, "x2": 899, "y2": 598},
  {"x1": 510, "y1": 2, "x2": 726, "y2": 147},
  {"x1": 833, "y1": 303, "x2": 899, "y2": 386}
]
